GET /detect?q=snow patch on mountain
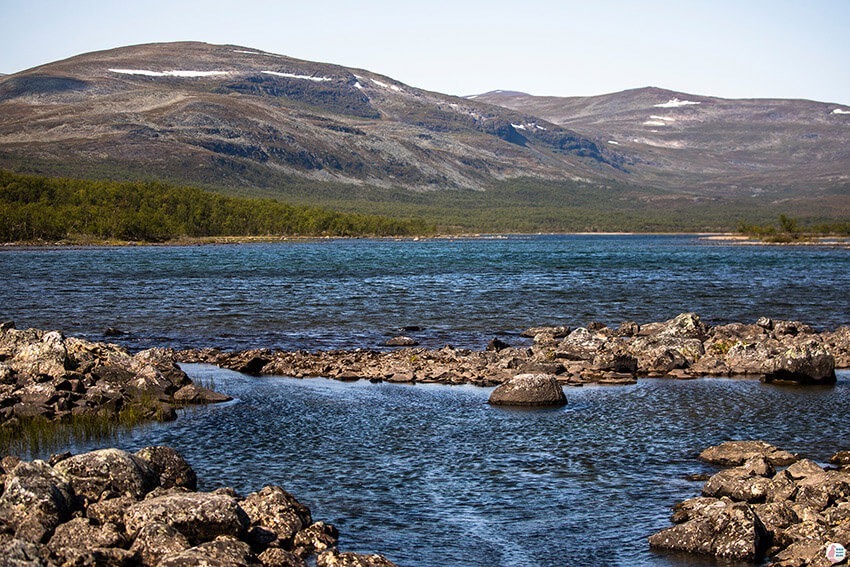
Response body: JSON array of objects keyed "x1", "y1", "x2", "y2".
[
  {"x1": 643, "y1": 120, "x2": 668, "y2": 126},
  {"x1": 109, "y1": 69, "x2": 229, "y2": 78},
  {"x1": 654, "y1": 98, "x2": 700, "y2": 108},
  {"x1": 371, "y1": 79, "x2": 401, "y2": 92},
  {"x1": 833, "y1": 108, "x2": 850, "y2": 115},
  {"x1": 261, "y1": 71, "x2": 333, "y2": 82},
  {"x1": 649, "y1": 115, "x2": 675, "y2": 121}
]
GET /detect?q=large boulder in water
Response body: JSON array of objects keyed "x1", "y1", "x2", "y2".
[
  {"x1": 53, "y1": 448, "x2": 157, "y2": 501},
  {"x1": 487, "y1": 373, "x2": 566, "y2": 407}
]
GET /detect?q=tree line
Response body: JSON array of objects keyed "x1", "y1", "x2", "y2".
[{"x1": 0, "y1": 171, "x2": 433, "y2": 242}]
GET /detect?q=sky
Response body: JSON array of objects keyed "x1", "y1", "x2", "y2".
[{"x1": 1, "y1": 0, "x2": 849, "y2": 105}]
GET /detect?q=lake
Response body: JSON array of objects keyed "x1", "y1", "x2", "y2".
[{"x1": 2, "y1": 235, "x2": 849, "y2": 566}]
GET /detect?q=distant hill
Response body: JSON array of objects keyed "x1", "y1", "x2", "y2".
[
  {"x1": 470, "y1": 87, "x2": 850, "y2": 199},
  {"x1": 0, "y1": 43, "x2": 847, "y2": 231}
]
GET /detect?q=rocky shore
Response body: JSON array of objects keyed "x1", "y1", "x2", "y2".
[
  {"x1": 0, "y1": 323, "x2": 230, "y2": 431},
  {"x1": 650, "y1": 440, "x2": 850, "y2": 566},
  {"x1": 176, "y1": 313, "x2": 849, "y2": 388},
  {"x1": 0, "y1": 445, "x2": 397, "y2": 567}
]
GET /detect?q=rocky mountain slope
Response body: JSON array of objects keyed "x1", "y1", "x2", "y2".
[
  {"x1": 0, "y1": 42, "x2": 846, "y2": 229},
  {"x1": 471, "y1": 87, "x2": 850, "y2": 198},
  {"x1": 0, "y1": 42, "x2": 625, "y2": 193}
]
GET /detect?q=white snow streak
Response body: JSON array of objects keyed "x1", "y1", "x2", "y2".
[
  {"x1": 654, "y1": 98, "x2": 701, "y2": 108},
  {"x1": 511, "y1": 123, "x2": 527, "y2": 130},
  {"x1": 354, "y1": 82, "x2": 363, "y2": 89},
  {"x1": 233, "y1": 50, "x2": 260, "y2": 55},
  {"x1": 649, "y1": 115, "x2": 675, "y2": 121},
  {"x1": 109, "y1": 69, "x2": 229, "y2": 77},
  {"x1": 261, "y1": 71, "x2": 333, "y2": 82},
  {"x1": 371, "y1": 78, "x2": 401, "y2": 92},
  {"x1": 832, "y1": 108, "x2": 850, "y2": 114},
  {"x1": 643, "y1": 120, "x2": 667, "y2": 126},
  {"x1": 607, "y1": 140, "x2": 620, "y2": 145}
]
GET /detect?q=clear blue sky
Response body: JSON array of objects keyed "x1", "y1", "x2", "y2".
[{"x1": 2, "y1": 0, "x2": 848, "y2": 105}]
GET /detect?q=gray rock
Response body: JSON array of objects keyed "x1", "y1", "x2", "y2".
[
  {"x1": 292, "y1": 521, "x2": 339, "y2": 558},
  {"x1": 53, "y1": 448, "x2": 157, "y2": 501},
  {"x1": 128, "y1": 521, "x2": 191, "y2": 566},
  {"x1": 240, "y1": 486, "x2": 311, "y2": 546},
  {"x1": 173, "y1": 384, "x2": 232, "y2": 404},
  {"x1": 830, "y1": 451, "x2": 850, "y2": 468},
  {"x1": 0, "y1": 538, "x2": 50, "y2": 567},
  {"x1": 85, "y1": 494, "x2": 137, "y2": 528},
  {"x1": 382, "y1": 337, "x2": 419, "y2": 347},
  {"x1": 648, "y1": 501, "x2": 769, "y2": 561},
  {"x1": 48, "y1": 517, "x2": 125, "y2": 560},
  {"x1": 135, "y1": 446, "x2": 197, "y2": 490},
  {"x1": 317, "y1": 550, "x2": 400, "y2": 567},
  {"x1": 698, "y1": 440, "x2": 797, "y2": 467},
  {"x1": 157, "y1": 536, "x2": 256, "y2": 567},
  {"x1": 785, "y1": 458, "x2": 825, "y2": 480},
  {"x1": 125, "y1": 492, "x2": 249, "y2": 544},
  {"x1": 702, "y1": 467, "x2": 771, "y2": 502},
  {"x1": 0, "y1": 460, "x2": 74, "y2": 543},
  {"x1": 259, "y1": 547, "x2": 307, "y2": 567},
  {"x1": 555, "y1": 328, "x2": 607, "y2": 361},
  {"x1": 487, "y1": 373, "x2": 566, "y2": 407}
]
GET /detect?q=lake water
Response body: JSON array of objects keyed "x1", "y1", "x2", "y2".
[
  {"x1": 2, "y1": 235, "x2": 848, "y2": 351},
  {"x1": 2, "y1": 236, "x2": 849, "y2": 566}
]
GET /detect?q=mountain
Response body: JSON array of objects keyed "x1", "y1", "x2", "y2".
[
  {"x1": 0, "y1": 43, "x2": 847, "y2": 231},
  {"x1": 470, "y1": 87, "x2": 850, "y2": 198},
  {"x1": 0, "y1": 42, "x2": 626, "y2": 193}
]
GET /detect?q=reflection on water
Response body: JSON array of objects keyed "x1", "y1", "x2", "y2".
[{"x1": 47, "y1": 366, "x2": 850, "y2": 567}]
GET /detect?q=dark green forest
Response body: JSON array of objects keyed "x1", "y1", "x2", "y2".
[{"x1": 0, "y1": 171, "x2": 433, "y2": 242}]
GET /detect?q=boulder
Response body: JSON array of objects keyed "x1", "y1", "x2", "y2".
[
  {"x1": 48, "y1": 517, "x2": 125, "y2": 560},
  {"x1": 555, "y1": 328, "x2": 608, "y2": 361},
  {"x1": 762, "y1": 339, "x2": 836, "y2": 385},
  {"x1": 259, "y1": 547, "x2": 308, "y2": 567},
  {"x1": 173, "y1": 384, "x2": 232, "y2": 404},
  {"x1": 830, "y1": 451, "x2": 850, "y2": 469},
  {"x1": 382, "y1": 337, "x2": 419, "y2": 347},
  {"x1": 240, "y1": 486, "x2": 312, "y2": 546},
  {"x1": 292, "y1": 521, "x2": 339, "y2": 558},
  {"x1": 135, "y1": 446, "x2": 198, "y2": 490},
  {"x1": 698, "y1": 440, "x2": 797, "y2": 467},
  {"x1": 702, "y1": 467, "x2": 771, "y2": 502},
  {"x1": 648, "y1": 501, "x2": 769, "y2": 561},
  {"x1": 486, "y1": 338, "x2": 510, "y2": 352},
  {"x1": 646, "y1": 313, "x2": 710, "y2": 341},
  {"x1": 0, "y1": 460, "x2": 74, "y2": 543},
  {"x1": 53, "y1": 448, "x2": 157, "y2": 501},
  {"x1": 85, "y1": 494, "x2": 137, "y2": 528},
  {"x1": 0, "y1": 538, "x2": 51, "y2": 566},
  {"x1": 156, "y1": 536, "x2": 255, "y2": 567},
  {"x1": 823, "y1": 326, "x2": 850, "y2": 368},
  {"x1": 128, "y1": 521, "x2": 192, "y2": 565},
  {"x1": 520, "y1": 326, "x2": 571, "y2": 339},
  {"x1": 220, "y1": 349, "x2": 273, "y2": 375},
  {"x1": 125, "y1": 492, "x2": 249, "y2": 544},
  {"x1": 487, "y1": 373, "x2": 566, "y2": 407},
  {"x1": 317, "y1": 550, "x2": 400, "y2": 567}
]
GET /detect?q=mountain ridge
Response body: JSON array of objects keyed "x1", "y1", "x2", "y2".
[{"x1": 0, "y1": 42, "x2": 847, "y2": 231}]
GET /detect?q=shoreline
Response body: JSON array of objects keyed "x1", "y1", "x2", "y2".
[{"x1": 2, "y1": 232, "x2": 848, "y2": 249}]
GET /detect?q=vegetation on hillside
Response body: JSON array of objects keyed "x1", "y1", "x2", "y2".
[{"x1": 0, "y1": 171, "x2": 433, "y2": 242}]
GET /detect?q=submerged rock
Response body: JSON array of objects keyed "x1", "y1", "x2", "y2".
[{"x1": 487, "y1": 373, "x2": 566, "y2": 407}]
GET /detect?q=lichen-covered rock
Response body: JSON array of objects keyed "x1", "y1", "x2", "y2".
[
  {"x1": 173, "y1": 384, "x2": 232, "y2": 404},
  {"x1": 85, "y1": 494, "x2": 137, "y2": 529},
  {"x1": 292, "y1": 521, "x2": 339, "y2": 558},
  {"x1": 53, "y1": 448, "x2": 156, "y2": 501},
  {"x1": 135, "y1": 446, "x2": 197, "y2": 490},
  {"x1": 0, "y1": 538, "x2": 51, "y2": 567},
  {"x1": 698, "y1": 440, "x2": 797, "y2": 467},
  {"x1": 48, "y1": 516, "x2": 125, "y2": 550},
  {"x1": 125, "y1": 492, "x2": 249, "y2": 544},
  {"x1": 0, "y1": 460, "x2": 74, "y2": 543},
  {"x1": 156, "y1": 536, "x2": 256, "y2": 567},
  {"x1": 702, "y1": 467, "x2": 771, "y2": 502},
  {"x1": 128, "y1": 521, "x2": 192, "y2": 566},
  {"x1": 649, "y1": 501, "x2": 769, "y2": 561},
  {"x1": 240, "y1": 486, "x2": 312, "y2": 546},
  {"x1": 555, "y1": 328, "x2": 608, "y2": 361},
  {"x1": 487, "y1": 373, "x2": 566, "y2": 407},
  {"x1": 259, "y1": 547, "x2": 308, "y2": 567},
  {"x1": 317, "y1": 550, "x2": 400, "y2": 567}
]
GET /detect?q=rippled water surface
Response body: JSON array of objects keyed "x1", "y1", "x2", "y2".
[
  {"x1": 2, "y1": 235, "x2": 848, "y2": 351},
  {"x1": 4, "y1": 236, "x2": 849, "y2": 566},
  {"x1": 61, "y1": 367, "x2": 850, "y2": 567}
]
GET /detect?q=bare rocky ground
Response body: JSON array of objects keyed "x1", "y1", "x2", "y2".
[
  {"x1": 177, "y1": 313, "x2": 849, "y2": 388},
  {"x1": 0, "y1": 322, "x2": 229, "y2": 430},
  {"x1": 650, "y1": 440, "x2": 850, "y2": 566},
  {"x1": 0, "y1": 445, "x2": 396, "y2": 567}
]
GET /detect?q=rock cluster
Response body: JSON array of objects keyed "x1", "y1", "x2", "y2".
[
  {"x1": 649, "y1": 440, "x2": 850, "y2": 566},
  {"x1": 0, "y1": 446, "x2": 398, "y2": 567},
  {"x1": 177, "y1": 314, "x2": 848, "y2": 387},
  {"x1": 487, "y1": 373, "x2": 566, "y2": 407},
  {"x1": 0, "y1": 323, "x2": 230, "y2": 429}
]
